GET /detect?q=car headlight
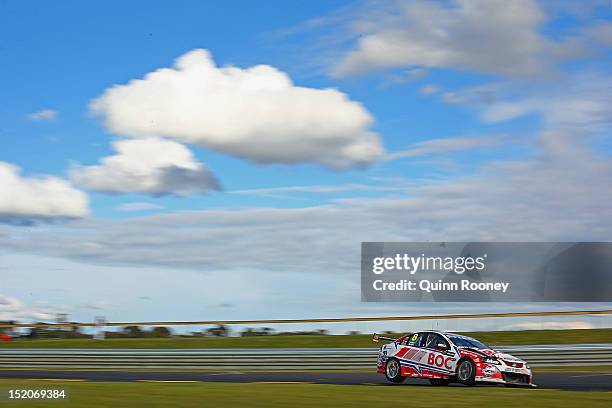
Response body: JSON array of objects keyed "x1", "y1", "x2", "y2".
[{"x1": 483, "y1": 357, "x2": 501, "y2": 365}]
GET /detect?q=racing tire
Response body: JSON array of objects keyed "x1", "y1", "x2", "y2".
[
  {"x1": 456, "y1": 359, "x2": 476, "y2": 386},
  {"x1": 429, "y1": 378, "x2": 451, "y2": 386},
  {"x1": 384, "y1": 358, "x2": 406, "y2": 383}
]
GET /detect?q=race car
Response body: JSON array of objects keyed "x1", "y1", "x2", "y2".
[{"x1": 374, "y1": 331, "x2": 535, "y2": 387}]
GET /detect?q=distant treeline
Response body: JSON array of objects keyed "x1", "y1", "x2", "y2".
[{"x1": 3, "y1": 323, "x2": 352, "y2": 339}]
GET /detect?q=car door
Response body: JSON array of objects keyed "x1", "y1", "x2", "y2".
[{"x1": 415, "y1": 333, "x2": 457, "y2": 376}]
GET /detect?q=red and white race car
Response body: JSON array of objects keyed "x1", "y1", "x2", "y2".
[{"x1": 374, "y1": 331, "x2": 535, "y2": 387}]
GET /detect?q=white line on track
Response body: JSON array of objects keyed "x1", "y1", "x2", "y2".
[
  {"x1": 570, "y1": 373, "x2": 612, "y2": 378},
  {"x1": 205, "y1": 372, "x2": 245, "y2": 376},
  {"x1": 253, "y1": 381, "x2": 312, "y2": 384}
]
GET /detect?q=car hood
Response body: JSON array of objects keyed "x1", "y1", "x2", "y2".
[
  {"x1": 460, "y1": 347, "x2": 524, "y2": 362},
  {"x1": 493, "y1": 351, "x2": 524, "y2": 362}
]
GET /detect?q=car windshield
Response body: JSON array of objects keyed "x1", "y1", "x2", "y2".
[{"x1": 449, "y1": 335, "x2": 491, "y2": 350}]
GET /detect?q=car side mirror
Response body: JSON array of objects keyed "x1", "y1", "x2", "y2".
[{"x1": 437, "y1": 343, "x2": 448, "y2": 350}]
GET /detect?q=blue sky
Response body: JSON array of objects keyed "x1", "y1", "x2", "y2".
[
  {"x1": 1, "y1": 0, "x2": 542, "y2": 216},
  {"x1": 1, "y1": 0, "x2": 611, "y2": 330}
]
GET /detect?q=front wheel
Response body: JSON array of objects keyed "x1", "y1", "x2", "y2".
[
  {"x1": 456, "y1": 359, "x2": 476, "y2": 386},
  {"x1": 429, "y1": 378, "x2": 450, "y2": 386},
  {"x1": 385, "y1": 358, "x2": 406, "y2": 383}
]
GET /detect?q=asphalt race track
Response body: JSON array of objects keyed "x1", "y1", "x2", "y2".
[{"x1": 0, "y1": 370, "x2": 610, "y2": 391}]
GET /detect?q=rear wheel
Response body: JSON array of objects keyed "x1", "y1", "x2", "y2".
[
  {"x1": 385, "y1": 358, "x2": 406, "y2": 383},
  {"x1": 429, "y1": 378, "x2": 450, "y2": 386},
  {"x1": 456, "y1": 359, "x2": 476, "y2": 386}
]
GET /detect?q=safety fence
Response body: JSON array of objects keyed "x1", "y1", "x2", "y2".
[
  {"x1": 1, "y1": 309, "x2": 611, "y2": 328},
  {"x1": 0, "y1": 344, "x2": 610, "y2": 370}
]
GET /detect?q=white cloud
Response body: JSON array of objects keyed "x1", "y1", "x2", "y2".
[
  {"x1": 333, "y1": 0, "x2": 578, "y2": 77},
  {"x1": 116, "y1": 202, "x2": 165, "y2": 212},
  {"x1": 27, "y1": 109, "x2": 58, "y2": 121},
  {"x1": 70, "y1": 137, "x2": 220, "y2": 196},
  {"x1": 90, "y1": 49, "x2": 384, "y2": 169},
  {"x1": 0, "y1": 162, "x2": 89, "y2": 222},
  {"x1": 4, "y1": 132, "x2": 612, "y2": 273}
]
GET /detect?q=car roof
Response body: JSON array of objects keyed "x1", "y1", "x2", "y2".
[{"x1": 407, "y1": 330, "x2": 466, "y2": 337}]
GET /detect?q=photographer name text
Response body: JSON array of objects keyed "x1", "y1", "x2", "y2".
[{"x1": 372, "y1": 279, "x2": 510, "y2": 293}]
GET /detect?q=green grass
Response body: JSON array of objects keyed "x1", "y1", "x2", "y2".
[
  {"x1": 461, "y1": 328, "x2": 612, "y2": 346},
  {"x1": 1, "y1": 328, "x2": 610, "y2": 349},
  {"x1": 0, "y1": 380, "x2": 609, "y2": 408}
]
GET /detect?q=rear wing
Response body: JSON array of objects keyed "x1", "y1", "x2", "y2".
[{"x1": 372, "y1": 333, "x2": 399, "y2": 343}]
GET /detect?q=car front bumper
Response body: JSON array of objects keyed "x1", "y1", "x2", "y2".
[{"x1": 478, "y1": 363, "x2": 535, "y2": 387}]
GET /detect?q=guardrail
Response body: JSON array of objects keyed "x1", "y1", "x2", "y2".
[
  {"x1": 0, "y1": 344, "x2": 610, "y2": 370},
  {"x1": 2, "y1": 309, "x2": 611, "y2": 328}
]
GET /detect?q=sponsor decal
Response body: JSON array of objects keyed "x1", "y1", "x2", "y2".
[
  {"x1": 483, "y1": 366, "x2": 497, "y2": 376},
  {"x1": 427, "y1": 353, "x2": 454, "y2": 370}
]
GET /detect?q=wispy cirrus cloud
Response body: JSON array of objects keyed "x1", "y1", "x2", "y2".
[
  {"x1": 27, "y1": 109, "x2": 58, "y2": 121},
  {"x1": 378, "y1": 68, "x2": 428, "y2": 88},
  {"x1": 229, "y1": 182, "x2": 410, "y2": 197},
  {"x1": 385, "y1": 136, "x2": 504, "y2": 160},
  {"x1": 419, "y1": 84, "x2": 439, "y2": 95},
  {"x1": 481, "y1": 72, "x2": 612, "y2": 131},
  {"x1": 116, "y1": 202, "x2": 165, "y2": 212}
]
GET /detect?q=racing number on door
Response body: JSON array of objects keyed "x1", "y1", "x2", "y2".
[{"x1": 428, "y1": 353, "x2": 453, "y2": 369}]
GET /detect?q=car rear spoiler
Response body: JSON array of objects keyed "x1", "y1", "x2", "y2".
[{"x1": 372, "y1": 333, "x2": 399, "y2": 343}]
